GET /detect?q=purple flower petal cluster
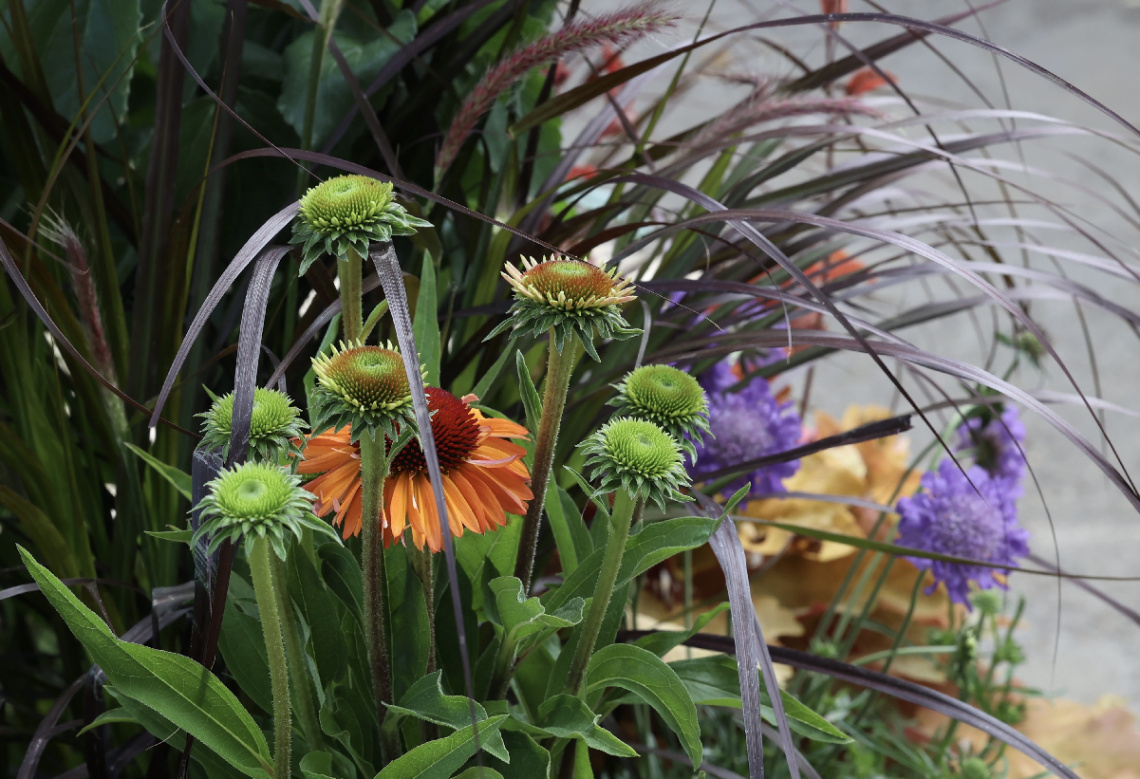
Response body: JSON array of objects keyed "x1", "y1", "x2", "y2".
[
  {"x1": 895, "y1": 460, "x2": 1030, "y2": 607},
  {"x1": 690, "y1": 360, "x2": 802, "y2": 497},
  {"x1": 956, "y1": 406, "x2": 1027, "y2": 484}
]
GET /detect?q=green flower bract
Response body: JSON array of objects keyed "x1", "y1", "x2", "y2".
[
  {"x1": 290, "y1": 174, "x2": 433, "y2": 274},
  {"x1": 192, "y1": 462, "x2": 340, "y2": 559},
  {"x1": 579, "y1": 417, "x2": 692, "y2": 509},
  {"x1": 309, "y1": 341, "x2": 420, "y2": 444},
  {"x1": 609, "y1": 365, "x2": 710, "y2": 461},
  {"x1": 197, "y1": 387, "x2": 307, "y2": 464}
]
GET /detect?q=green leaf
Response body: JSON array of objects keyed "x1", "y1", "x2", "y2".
[
  {"x1": 413, "y1": 252, "x2": 441, "y2": 386},
  {"x1": 669, "y1": 655, "x2": 852, "y2": 745},
  {"x1": 543, "y1": 517, "x2": 716, "y2": 614},
  {"x1": 488, "y1": 577, "x2": 584, "y2": 652},
  {"x1": 515, "y1": 349, "x2": 542, "y2": 434},
  {"x1": 218, "y1": 585, "x2": 272, "y2": 714},
  {"x1": 470, "y1": 342, "x2": 515, "y2": 400},
  {"x1": 19, "y1": 547, "x2": 273, "y2": 778},
  {"x1": 633, "y1": 603, "x2": 730, "y2": 658},
  {"x1": 373, "y1": 714, "x2": 507, "y2": 779},
  {"x1": 125, "y1": 443, "x2": 192, "y2": 500},
  {"x1": 299, "y1": 751, "x2": 338, "y2": 779},
  {"x1": 287, "y1": 547, "x2": 348, "y2": 688},
  {"x1": 455, "y1": 514, "x2": 521, "y2": 614},
  {"x1": 278, "y1": 13, "x2": 417, "y2": 148},
  {"x1": 544, "y1": 483, "x2": 590, "y2": 575},
  {"x1": 0, "y1": 486, "x2": 81, "y2": 580},
  {"x1": 145, "y1": 529, "x2": 193, "y2": 544},
  {"x1": 536, "y1": 695, "x2": 637, "y2": 758},
  {"x1": 586, "y1": 645, "x2": 701, "y2": 767},
  {"x1": 386, "y1": 671, "x2": 509, "y2": 762},
  {"x1": 454, "y1": 770, "x2": 505, "y2": 779}
]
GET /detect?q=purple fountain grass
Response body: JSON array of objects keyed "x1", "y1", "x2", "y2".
[{"x1": 434, "y1": 2, "x2": 678, "y2": 175}]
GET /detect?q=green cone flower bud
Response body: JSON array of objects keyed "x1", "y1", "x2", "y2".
[
  {"x1": 609, "y1": 365, "x2": 710, "y2": 461},
  {"x1": 487, "y1": 256, "x2": 641, "y2": 361},
  {"x1": 290, "y1": 174, "x2": 432, "y2": 274},
  {"x1": 958, "y1": 757, "x2": 994, "y2": 779},
  {"x1": 197, "y1": 387, "x2": 306, "y2": 463},
  {"x1": 193, "y1": 462, "x2": 340, "y2": 559},
  {"x1": 309, "y1": 341, "x2": 419, "y2": 443},
  {"x1": 579, "y1": 417, "x2": 692, "y2": 509}
]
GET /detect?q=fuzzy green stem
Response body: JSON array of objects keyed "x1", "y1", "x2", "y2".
[
  {"x1": 564, "y1": 488, "x2": 637, "y2": 696},
  {"x1": 249, "y1": 537, "x2": 291, "y2": 779},
  {"x1": 512, "y1": 333, "x2": 581, "y2": 593},
  {"x1": 407, "y1": 543, "x2": 437, "y2": 673},
  {"x1": 339, "y1": 246, "x2": 364, "y2": 344},
  {"x1": 270, "y1": 554, "x2": 323, "y2": 749},
  {"x1": 358, "y1": 434, "x2": 393, "y2": 715}
]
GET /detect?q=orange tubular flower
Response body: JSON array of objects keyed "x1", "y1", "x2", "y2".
[{"x1": 297, "y1": 388, "x2": 533, "y2": 552}]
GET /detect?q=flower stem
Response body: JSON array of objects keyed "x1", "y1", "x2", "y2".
[
  {"x1": 249, "y1": 537, "x2": 291, "y2": 779},
  {"x1": 564, "y1": 487, "x2": 636, "y2": 696},
  {"x1": 270, "y1": 553, "x2": 323, "y2": 749},
  {"x1": 407, "y1": 543, "x2": 437, "y2": 673},
  {"x1": 358, "y1": 433, "x2": 393, "y2": 715},
  {"x1": 513, "y1": 332, "x2": 581, "y2": 593},
  {"x1": 339, "y1": 246, "x2": 364, "y2": 343}
]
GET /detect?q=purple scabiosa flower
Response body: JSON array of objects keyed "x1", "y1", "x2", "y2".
[
  {"x1": 895, "y1": 460, "x2": 1030, "y2": 607},
  {"x1": 956, "y1": 406, "x2": 1027, "y2": 484},
  {"x1": 689, "y1": 369, "x2": 802, "y2": 497}
]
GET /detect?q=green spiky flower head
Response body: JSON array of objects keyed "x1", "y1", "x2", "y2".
[
  {"x1": 486, "y1": 256, "x2": 641, "y2": 361},
  {"x1": 197, "y1": 387, "x2": 306, "y2": 463},
  {"x1": 609, "y1": 365, "x2": 709, "y2": 461},
  {"x1": 957, "y1": 757, "x2": 994, "y2": 779},
  {"x1": 309, "y1": 341, "x2": 419, "y2": 443},
  {"x1": 579, "y1": 417, "x2": 692, "y2": 509},
  {"x1": 193, "y1": 462, "x2": 340, "y2": 559},
  {"x1": 290, "y1": 174, "x2": 433, "y2": 274}
]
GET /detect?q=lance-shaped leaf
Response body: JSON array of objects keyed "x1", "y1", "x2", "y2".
[
  {"x1": 532, "y1": 695, "x2": 637, "y2": 758},
  {"x1": 19, "y1": 547, "x2": 272, "y2": 778},
  {"x1": 385, "y1": 671, "x2": 509, "y2": 761},
  {"x1": 374, "y1": 715, "x2": 508, "y2": 779},
  {"x1": 487, "y1": 576, "x2": 585, "y2": 655},
  {"x1": 585, "y1": 644, "x2": 701, "y2": 767}
]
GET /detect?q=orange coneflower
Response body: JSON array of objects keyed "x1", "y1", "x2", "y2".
[{"x1": 298, "y1": 388, "x2": 533, "y2": 552}]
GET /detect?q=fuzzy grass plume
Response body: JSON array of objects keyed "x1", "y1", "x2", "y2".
[{"x1": 435, "y1": 2, "x2": 678, "y2": 174}]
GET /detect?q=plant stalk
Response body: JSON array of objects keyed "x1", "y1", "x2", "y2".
[
  {"x1": 358, "y1": 433, "x2": 393, "y2": 715},
  {"x1": 270, "y1": 553, "x2": 323, "y2": 749},
  {"x1": 339, "y1": 246, "x2": 364, "y2": 343},
  {"x1": 564, "y1": 488, "x2": 637, "y2": 696},
  {"x1": 407, "y1": 543, "x2": 437, "y2": 673},
  {"x1": 249, "y1": 537, "x2": 291, "y2": 779},
  {"x1": 512, "y1": 332, "x2": 580, "y2": 593}
]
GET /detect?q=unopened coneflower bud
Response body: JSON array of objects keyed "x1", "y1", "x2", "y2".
[
  {"x1": 192, "y1": 462, "x2": 338, "y2": 559},
  {"x1": 579, "y1": 417, "x2": 692, "y2": 510},
  {"x1": 609, "y1": 365, "x2": 710, "y2": 460},
  {"x1": 198, "y1": 387, "x2": 306, "y2": 463},
  {"x1": 488, "y1": 255, "x2": 640, "y2": 360},
  {"x1": 290, "y1": 174, "x2": 431, "y2": 274},
  {"x1": 309, "y1": 341, "x2": 419, "y2": 443}
]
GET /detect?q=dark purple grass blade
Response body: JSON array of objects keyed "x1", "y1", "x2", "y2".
[
  {"x1": 697, "y1": 414, "x2": 912, "y2": 481},
  {"x1": 221, "y1": 148, "x2": 566, "y2": 259},
  {"x1": 633, "y1": 632, "x2": 1081, "y2": 779},
  {"x1": 321, "y1": 0, "x2": 500, "y2": 153},
  {"x1": 698, "y1": 490, "x2": 797, "y2": 779},
  {"x1": 148, "y1": 204, "x2": 298, "y2": 427},
  {"x1": 632, "y1": 744, "x2": 752, "y2": 779},
  {"x1": 18, "y1": 678, "x2": 84, "y2": 779},
  {"x1": 1028, "y1": 553, "x2": 1140, "y2": 628},
  {"x1": 0, "y1": 238, "x2": 197, "y2": 437},
  {"x1": 265, "y1": 273, "x2": 382, "y2": 389},
  {"x1": 226, "y1": 246, "x2": 290, "y2": 467},
  {"x1": 0, "y1": 578, "x2": 144, "y2": 602},
  {"x1": 369, "y1": 244, "x2": 482, "y2": 755}
]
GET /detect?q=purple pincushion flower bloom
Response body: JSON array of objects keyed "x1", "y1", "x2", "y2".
[
  {"x1": 956, "y1": 406, "x2": 1027, "y2": 484},
  {"x1": 690, "y1": 366, "x2": 802, "y2": 497},
  {"x1": 895, "y1": 460, "x2": 1030, "y2": 607}
]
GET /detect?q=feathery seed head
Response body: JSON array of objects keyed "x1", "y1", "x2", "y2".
[{"x1": 579, "y1": 417, "x2": 692, "y2": 509}]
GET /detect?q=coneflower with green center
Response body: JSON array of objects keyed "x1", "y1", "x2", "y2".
[
  {"x1": 491, "y1": 256, "x2": 641, "y2": 594},
  {"x1": 564, "y1": 417, "x2": 692, "y2": 698},
  {"x1": 306, "y1": 339, "x2": 419, "y2": 717},
  {"x1": 609, "y1": 364, "x2": 710, "y2": 462},
  {"x1": 194, "y1": 463, "x2": 338, "y2": 778},
  {"x1": 290, "y1": 174, "x2": 431, "y2": 342},
  {"x1": 197, "y1": 387, "x2": 307, "y2": 463}
]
